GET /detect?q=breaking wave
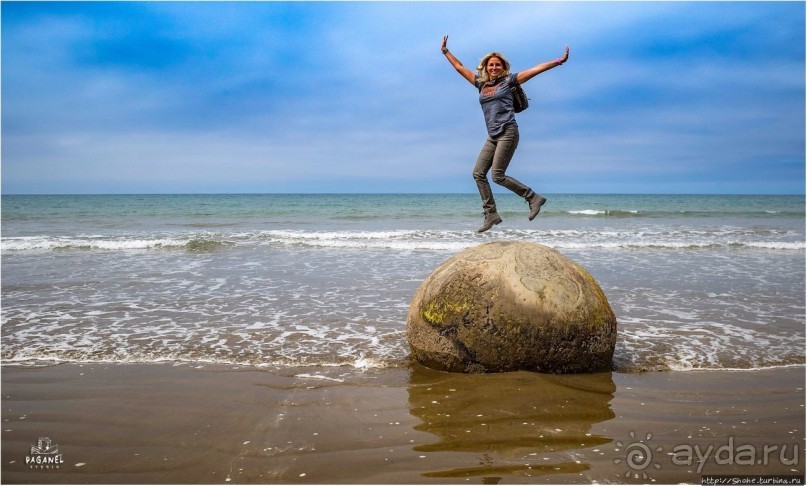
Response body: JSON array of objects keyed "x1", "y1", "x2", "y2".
[{"x1": 3, "y1": 228, "x2": 803, "y2": 253}]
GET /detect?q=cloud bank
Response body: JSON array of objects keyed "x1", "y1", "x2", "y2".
[{"x1": 2, "y1": 2, "x2": 804, "y2": 194}]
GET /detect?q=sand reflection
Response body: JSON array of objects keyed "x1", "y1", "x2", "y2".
[{"x1": 407, "y1": 365, "x2": 615, "y2": 481}]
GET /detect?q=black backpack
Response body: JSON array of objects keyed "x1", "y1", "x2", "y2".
[{"x1": 512, "y1": 83, "x2": 529, "y2": 113}]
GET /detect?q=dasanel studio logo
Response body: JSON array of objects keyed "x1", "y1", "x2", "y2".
[{"x1": 26, "y1": 437, "x2": 64, "y2": 470}]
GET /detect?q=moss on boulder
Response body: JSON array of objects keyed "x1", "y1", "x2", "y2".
[{"x1": 406, "y1": 241, "x2": 617, "y2": 373}]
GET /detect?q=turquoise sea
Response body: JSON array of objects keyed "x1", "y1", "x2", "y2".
[{"x1": 1, "y1": 193, "x2": 804, "y2": 373}]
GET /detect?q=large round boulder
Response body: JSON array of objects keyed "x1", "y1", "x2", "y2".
[{"x1": 406, "y1": 241, "x2": 617, "y2": 373}]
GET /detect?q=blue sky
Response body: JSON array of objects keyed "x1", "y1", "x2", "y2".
[{"x1": 2, "y1": 1, "x2": 804, "y2": 194}]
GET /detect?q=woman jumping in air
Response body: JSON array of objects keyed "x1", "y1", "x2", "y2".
[{"x1": 441, "y1": 36, "x2": 569, "y2": 233}]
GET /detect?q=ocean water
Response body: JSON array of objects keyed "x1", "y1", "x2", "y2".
[{"x1": 2, "y1": 193, "x2": 804, "y2": 373}]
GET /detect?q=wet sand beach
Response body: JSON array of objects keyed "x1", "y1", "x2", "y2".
[{"x1": 2, "y1": 364, "x2": 803, "y2": 484}]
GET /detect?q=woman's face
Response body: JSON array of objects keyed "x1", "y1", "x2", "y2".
[{"x1": 486, "y1": 57, "x2": 505, "y2": 78}]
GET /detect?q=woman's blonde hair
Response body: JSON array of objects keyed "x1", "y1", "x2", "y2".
[{"x1": 476, "y1": 52, "x2": 511, "y2": 84}]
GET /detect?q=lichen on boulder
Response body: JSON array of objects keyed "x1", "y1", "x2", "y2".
[{"x1": 406, "y1": 241, "x2": 617, "y2": 373}]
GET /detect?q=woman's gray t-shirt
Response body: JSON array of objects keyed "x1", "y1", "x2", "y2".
[{"x1": 475, "y1": 73, "x2": 520, "y2": 138}]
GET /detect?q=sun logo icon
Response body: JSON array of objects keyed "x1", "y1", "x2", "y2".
[{"x1": 614, "y1": 431, "x2": 664, "y2": 480}]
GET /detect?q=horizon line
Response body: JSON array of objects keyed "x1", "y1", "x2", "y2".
[{"x1": 1, "y1": 191, "x2": 805, "y2": 197}]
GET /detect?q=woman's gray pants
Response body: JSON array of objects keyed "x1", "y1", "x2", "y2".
[{"x1": 472, "y1": 124, "x2": 535, "y2": 214}]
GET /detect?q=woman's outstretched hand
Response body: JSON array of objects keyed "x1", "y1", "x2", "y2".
[
  {"x1": 441, "y1": 35, "x2": 475, "y2": 85},
  {"x1": 559, "y1": 46, "x2": 570, "y2": 64},
  {"x1": 516, "y1": 45, "x2": 571, "y2": 84}
]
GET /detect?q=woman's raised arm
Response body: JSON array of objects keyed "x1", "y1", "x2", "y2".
[
  {"x1": 441, "y1": 36, "x2": 476, "y2": 86},
  {"x1": 516, "y1": 46, "x2": 569, "y2": 85}
]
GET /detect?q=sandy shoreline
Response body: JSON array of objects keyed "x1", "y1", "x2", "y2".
[{"x1": 2, "y1": 363, "x2": 804, "y2": 484}]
